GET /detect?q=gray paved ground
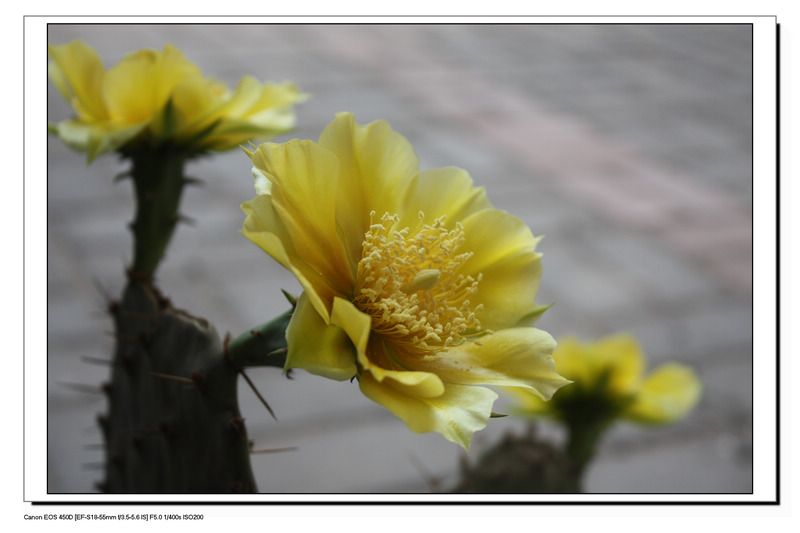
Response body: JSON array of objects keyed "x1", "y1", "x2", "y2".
[{"x1": 46, "y1": 23, "x2": 753, "y2": 494}]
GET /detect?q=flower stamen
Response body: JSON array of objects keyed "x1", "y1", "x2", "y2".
[{"x1": 354, "y1": 211, "x2": 482, "y2": 359}]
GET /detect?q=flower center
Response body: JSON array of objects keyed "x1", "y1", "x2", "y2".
[{"x1": 353, "y1": 211, "x2": 483, "y2": 359}]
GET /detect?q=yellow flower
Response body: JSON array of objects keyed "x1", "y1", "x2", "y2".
[
  {"x1": 241, "y1": 113, "x2": 569, "y2": 448},
  {"x1": 48, "y1": 40, "x2": 305, "y2": 161},
  {"x1": 505, "y1": 334, "x2": 702, "y2": 424}
]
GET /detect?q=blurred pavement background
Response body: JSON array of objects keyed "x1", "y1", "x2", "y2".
[{"x1": 46, "y1": 23, "x2": 753, "y2": 494}]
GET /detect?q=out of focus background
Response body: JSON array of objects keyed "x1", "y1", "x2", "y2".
[{"x1": 46, "y1": 24, "x2": 753, "y2": 494}]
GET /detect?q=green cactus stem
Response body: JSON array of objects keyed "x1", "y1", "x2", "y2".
[
  {"x1": 101, "y1": 279, "x2": 291, "y2": 493},
  {"x1": 124, "y1": 146, "x2": 190, "y2": 278},
  {"x1": 452, "y1": 427, "x2": 582, "y2": 494}
]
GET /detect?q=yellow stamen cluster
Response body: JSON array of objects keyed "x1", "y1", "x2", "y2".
[{"x1": 354, "y1": 211, "x2": 483, "y2": 359}]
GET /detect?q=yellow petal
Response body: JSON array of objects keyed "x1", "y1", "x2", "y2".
[
  {"x1": 211, "y1": 75, "x2": 262, "y2": 118},
  {"x1": 551, "y1": 334, "x2": 643, "y2": 395},
  {"x1": 241, "y1": 194, "x2": 335, "y2": 323},
  {"x1": 329, "y1": 296, "x2": 372, "y2": 358},
  {"x1": 330, "y1": 297, "x2": 445, "y2": 398},
  {"x1": 593, "y1": 334, "x2": 645, "y2": 394},
  {"x1": 51, "y1": 119, "x2": 145, "y2": 162},
  {"x1": 499, "y1": 385, "x2": 553, "y2": 416},
  {"x1": 248, "y1": 140, "x2": 355, "y2": 302},
  {"x1": 285, "y1": 293, "x2": 357, "y2": 380},
  {"x1": 318, "y1": 112, "x2": 420, "y2": 263},
  {"x1": 48, "y1": 40, "x2": 108, "y2": 121},
  {"x1": 168, "y1": 74, "x2": 218, "y2": 133},
  {"x1": 397, "y1": 166, "x2": 492, "y2": 230},
  {"x1": 625, "y1": 363, "x2": 702, "y2": 424},
  {"x1": 248, "y1": 82, "x2": 307, "y2": 116},
  {"x1": 416, "y1": 328, "x2": 570, "y2": 400},
  {"x1": 458, "y1": 208, "x2": 544, "y2": 330},
  {"x1": 359, "y1": 372, "x2": 496, "y2": 449},
  {"x1": 175, "y1": 80, "x2": 304, "y2": 150},
  {"x1": 102, "y1": 44, "x2": 200, "y2": 126}
]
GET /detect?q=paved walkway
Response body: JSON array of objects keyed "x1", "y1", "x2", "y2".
[{"x1": 46, "y1": 23, "x2": 753, "y2": 494}]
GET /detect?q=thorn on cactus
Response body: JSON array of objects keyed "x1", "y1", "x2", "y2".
[
  {"x1": 82, "y1": 356, "x2": 112, "y2": 367},
  {"x1": 113, "y1": 171, "x2": 132, "y2": 183},
  {"x1": 97, "y1": 414, "x2": 109, "y2": 435},
  {"x1": 281, "y1": 289, "x2": 297, "y2": 307},
  {"x1": 151, "y1": 372, "x2": 194, "y2": 384},
  {"x1": 190, "y1": 370, "x2": 205, "y2": 386},
  {"x1": 229, "y1": 416, "x2": 246, "y2": 440},
  {"x1": 156, "y1": 293, "x2": 172, "y2": 310},
  {"x1": 174, "y1": 214, "x2": 196, "y2": 227},
  {"x1": 107, "y1": 300, "x2": 120, "y2": 316},
  {"x1": 266, "y1": 347, "x2": 287, "y2": 358}
]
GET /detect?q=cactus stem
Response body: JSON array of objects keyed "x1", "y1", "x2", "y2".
[
  {"x1": 117, "y1": 308, "x2": 158, "y2": 322},
  {"x1": 125, "y1": 268, "x2": 154, "y2": 286},
  {"x1": 137, "y1": 332, "x2": 152, "y2": 349},
  {"x1": 159, "y1": 421, "x2": 175, "y2": 439},
  {"x1": 225, "y1": 307, "x2": 292, "y2": 368},
  {"x1": 111, "y1": 333, "x2": 145, "y2": 345},
  {"x1": 110, "y1": 455, "x2": 123, "y2": 470},
  {"x1": 126, "y1": 147, "x2": 189, "y2": 277}
]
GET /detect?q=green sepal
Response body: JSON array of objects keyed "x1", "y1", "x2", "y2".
[{"x1": 515, "y1": 303, "x2": 554, "y2": 327}]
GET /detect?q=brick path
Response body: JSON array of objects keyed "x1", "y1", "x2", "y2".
[{"x1": 46, "y1": 23, "x2": 753, "y2": 493}]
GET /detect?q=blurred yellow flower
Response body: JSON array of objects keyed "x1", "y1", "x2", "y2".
[
  {"x1": 505, "y1": 333, "x2": 702, "y2": 424},
  {"x1": 241, "y1": 113, "x2": 569, "y2": 448},
  {"x1": 48, "y1": 40, "x2": 305, "y2": 161}
]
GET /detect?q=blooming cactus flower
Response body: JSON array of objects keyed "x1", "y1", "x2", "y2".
[
  {"x1": 48, "y1": 40, "x2": 305, "y2": 161},
  {"x1": 241, "y1": 113, "x2": 569, "y2": 448},
  {"x1": 505, "y1": 334, "x2": 702, "y2": 424}
]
